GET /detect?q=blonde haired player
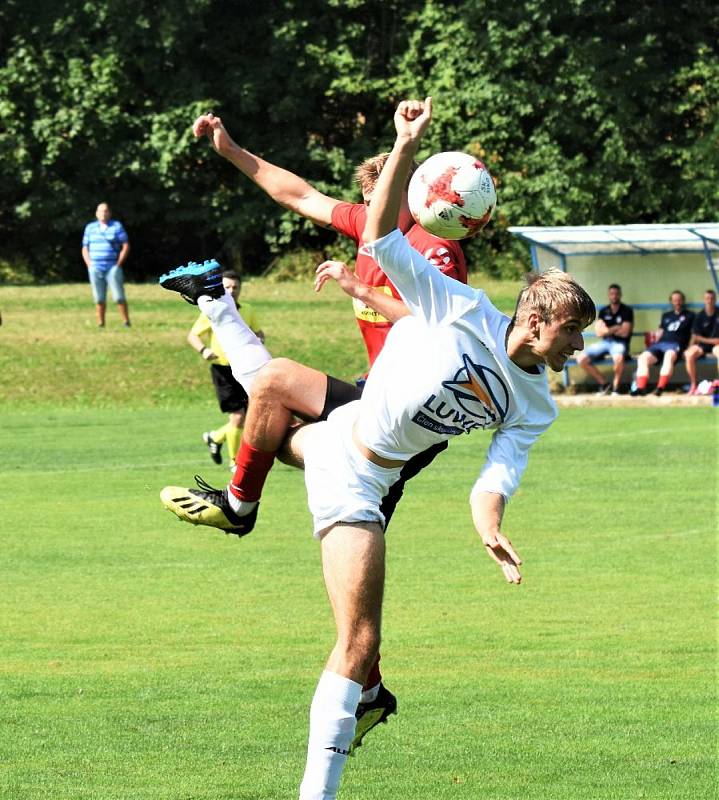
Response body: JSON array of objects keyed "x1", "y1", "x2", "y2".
[{"x1": 160, "y1": 97, "x2": 595, "y2": 800}]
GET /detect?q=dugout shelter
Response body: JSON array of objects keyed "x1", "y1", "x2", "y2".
[{"x1": 509, "y1": 223, "x2": 719, "y2": 387}]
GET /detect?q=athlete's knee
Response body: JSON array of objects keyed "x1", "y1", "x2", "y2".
[{"x1": 252, "y1": 358, "x2": 288, "y2": 397}]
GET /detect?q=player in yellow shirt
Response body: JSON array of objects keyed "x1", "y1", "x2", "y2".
[{"x1": 187, "y1": 270, "x2": 264, "y2": 465}]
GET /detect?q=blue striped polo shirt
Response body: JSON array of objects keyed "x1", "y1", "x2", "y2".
[{"x1": 82, "y1": 220, "x2": 128, "y2": 272}]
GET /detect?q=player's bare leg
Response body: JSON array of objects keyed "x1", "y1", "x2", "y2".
[
  {"x1": 632, "y1": 350, "x2": 657, "y2": 395},
  {"x1": 228, "y1": 358, "x2": 328, "y2": 506},
  {"x1": 118, "y1": 301, "x2": 130, "y2": 326},
  {"x1": 611, "y1": 353, "x2": 625, "y2": 392},
  {"x1": 655, "y1": 350, "x2": 677, "y2": 395},
  {"x1": 576, "y1": 353, "x2": 609, "y2": 392},
  {"x1": 276, "y1": 422, "x2": 310, "y2": 469},
  {"x1": 300, "y1": 522, "x2": 384, "y2": 800},
  {"x1": 684, "y1": 344, "x2": 703, "y2": 393},
  {"x1": 240, "y1": 358, "x2": 328, "y2": 451}
]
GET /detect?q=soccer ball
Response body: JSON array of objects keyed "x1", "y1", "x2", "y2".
[{"x1": 408, "y1": 151, "x2": 497, "y2": 240}]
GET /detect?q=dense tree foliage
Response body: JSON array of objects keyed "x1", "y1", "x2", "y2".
[{"x1": 0, "y1": 0, "x2": 716, "y2": 282}]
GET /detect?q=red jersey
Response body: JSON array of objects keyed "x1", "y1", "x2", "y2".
[{"x1": 330, "y1": 202, "x2": 467, "y2": 366}]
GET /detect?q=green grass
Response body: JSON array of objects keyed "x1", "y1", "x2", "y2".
[
  {"x1": 0, "y1": 277, "x2": 522, "y2": 409},
  {"x1": 0, "y1": 281, "x2": 716, "y2": 799}
]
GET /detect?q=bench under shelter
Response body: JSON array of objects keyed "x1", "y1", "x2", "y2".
[{"x1": 509, "y1": 223, "x2": 719, "y2": 389}]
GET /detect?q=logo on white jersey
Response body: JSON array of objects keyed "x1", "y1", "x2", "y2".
[{"x1": 414, "y1": 354, "x2": 509, "y2": 435}]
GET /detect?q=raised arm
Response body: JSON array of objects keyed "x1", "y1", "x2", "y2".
[
  {"x1": 362, "y1": 98, "x2": 433, "y2": 243},
  {"x1": 192, "y1": 113, "x2": 340, "y2": 227},
  {"x1": 359, "y1": 99, "x2": 477, "y2": 324}
]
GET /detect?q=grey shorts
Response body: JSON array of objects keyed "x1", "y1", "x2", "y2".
[{"x1": 88, "y1": 264, "x2": 125, "y2": 303}]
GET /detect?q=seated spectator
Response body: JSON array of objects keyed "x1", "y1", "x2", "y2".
[
  {"x1": 684, "y1": 289, "x2": 719, "y2": 395},
  {"x1": 631, "y1": 290, "x2": 695, "y2": 396},
  {"x1": 575, "y1": 283, "x2": 633, "y2": 395}
]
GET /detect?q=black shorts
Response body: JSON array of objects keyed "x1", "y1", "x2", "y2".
[
  {"x1": 319, "y1": 375, "x2": 363, "y2": 420},
  {"x1": 210, "y1": 363, "x2": 249, "y2": 413},
  {"x1": 320, "y1": 374, "x2": 448, "y2": 529}
]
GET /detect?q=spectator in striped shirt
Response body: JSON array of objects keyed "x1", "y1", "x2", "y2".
[{"x1": 81, "y1": 202, "x2": 131, "y2": 327}]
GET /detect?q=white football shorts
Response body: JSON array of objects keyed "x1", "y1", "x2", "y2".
[{"x1": 302, "y1": 400, "x2": 403, "y2": 538}]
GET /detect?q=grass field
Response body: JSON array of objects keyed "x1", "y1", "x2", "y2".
[
  {"x1": 1, "y1": 282, "x2": 717, "y2": 799},
  {"x1": 0, "y1": 277, "x2": 522, "y2": 409}
]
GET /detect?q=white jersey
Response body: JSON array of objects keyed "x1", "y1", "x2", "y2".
[{"x1": 358, "y1": 229, "x2": 558, "y2": 502}]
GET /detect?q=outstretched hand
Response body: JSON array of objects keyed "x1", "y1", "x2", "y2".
[
  {"x1": 192, "y1": 112, "x2": 235, "y2": 158},
  {"x1": 394, "y1": 97, "x2": 433, "y2": 143},
  {"x1": 314, "y1": 260, "x2": 360, "y2": 298},
  {"x1": 480, "y1": 530, "x2": 522, "y2": 584}
]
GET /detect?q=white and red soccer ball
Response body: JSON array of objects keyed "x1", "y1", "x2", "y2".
[{"x1": 408, "y1": 151, "x2": 497, "y2": 240}]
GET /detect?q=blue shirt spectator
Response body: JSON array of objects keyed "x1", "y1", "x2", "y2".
[
  {"x1": 81, "y1": 202, "x2": 131, "y2": 327},
  {"x1": 82, "y1": 217, "x2": 128, "y2": 272}
]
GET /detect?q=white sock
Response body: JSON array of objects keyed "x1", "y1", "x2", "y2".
[
  {"x1": 360, "y1": 682, "x2": 380, "y2": 704},
  {"x1": 299, "y1": 670, "x2": 361, "y2": 800},
  {"x1": 197, "y1": 293, "x2": 271, "y2": 394},
  {"x1": 226, "y1": 494, "x2": 258, "y2": 515}
]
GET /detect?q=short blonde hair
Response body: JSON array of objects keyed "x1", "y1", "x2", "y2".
[
  {"x1": 514, "y1": 268, "x2": 595, "y2": 327},
  {"x1": 354, "y1": 153, "x2": 418, "y2": 196}
]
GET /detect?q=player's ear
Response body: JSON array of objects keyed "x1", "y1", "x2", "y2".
[{"x1": 526, "y1": 311, "x2": 543, "y2": 338}]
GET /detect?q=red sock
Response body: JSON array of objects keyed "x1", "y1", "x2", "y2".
[
  {"x1": 229, "y1": 441, "x2": 276, "y2": 502},
  {"x1": 363, "y1": 654, "x2": 382, "y2": 691},
  {"x1": 636, "y1": 375, "x2": 648, "y2": 390},
  {"x1": 657, "y1": 375, "x2": 669, "y2": 389}
]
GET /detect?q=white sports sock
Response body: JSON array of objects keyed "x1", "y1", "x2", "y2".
[
  {"x1": 360, "y1": 682, "x2": 380, "y2": 704},
  {"x1": 226, "y1": 494, "x2": 258, "y2": 515},
  {"x1": 197, "y1": 293, "x2": 271, "y2": 394},
  {"x1": 299, "y1": 670, "x2": 361, "y2": 800}
]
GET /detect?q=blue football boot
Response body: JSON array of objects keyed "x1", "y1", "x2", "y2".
[{"x1": 159, "y1": 259, "x2": 225, "y2": 304}]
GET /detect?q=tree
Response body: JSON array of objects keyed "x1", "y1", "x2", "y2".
[{"x1": 0, "y1": 0, "x2": 715, "y2": 282}]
